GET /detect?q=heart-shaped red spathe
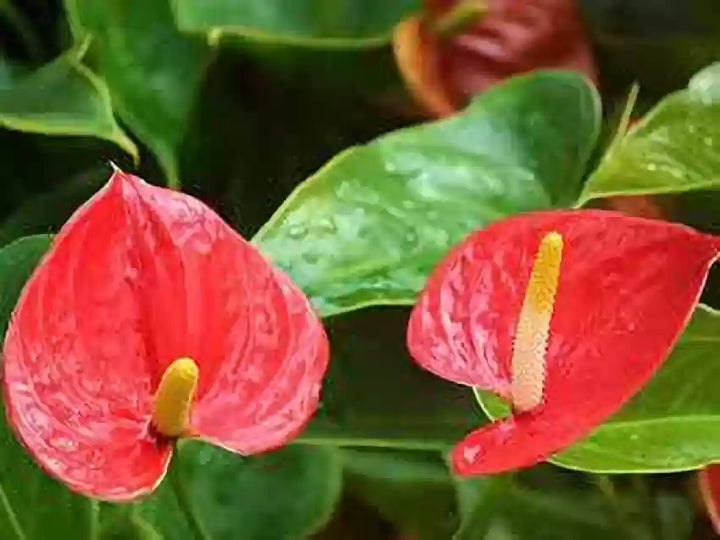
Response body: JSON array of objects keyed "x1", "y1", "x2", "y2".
[
  {"x1": 407, "y1": 210, "x2": 719, "y2": 475},
  {"x1": 2, "y1": 171, "x2": 329, "y2": 500},
  {"x1": 432, "y1": 0, "x2": 597, "y2": 97},
  {"x1": 394, "y1": 0, "x2": 597, "y2": 118}
]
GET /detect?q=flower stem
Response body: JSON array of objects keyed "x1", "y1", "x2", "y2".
[
  {"x1": 431, "y1": 1, "x2": 487, "y2": 39},
  {"x1": 168, "y1": 451, "x2": 210, "y2": 540},
  {"x1": 0, "y1": 481, "x2": 27, "y2": 540},
  {"x1": 86, "y1": 500, "x2": 99, "y2": 540},
  {"x1": 594, "y1": 475, "x2": 630, "y2": 535},
  {"x1": 632, "y1": 475, "x2": 661, "y2": 539}
]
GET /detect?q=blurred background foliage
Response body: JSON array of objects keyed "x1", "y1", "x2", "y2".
[{"x1": 3, "y1": 1, "x2": 720, "y2": 539}]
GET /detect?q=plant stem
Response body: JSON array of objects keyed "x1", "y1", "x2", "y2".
[
  {"x1": 166, "y1": 174, "x2": 181, "y2": 191},
  {"x1": 168, "y1": 452, "x2": 210, "y2": 540},
  {"x1": 632, "y1": 475, "x2": 661, "y2": 540},
  {"x1": 594, "y1": 475, "x2": 631, "y2": 536},
  {"x1": 0, "y1": 0, "x2": 43, "y2": 61},
  {"x1": 0, "y1": 481, "x2": 27, "y2": 540},
  {"x1": 86, "y1": 500, "x2": 99, "y2": 540},
  {"x1": 432, "y1": 0, "x2": 487, "y2": 39}
]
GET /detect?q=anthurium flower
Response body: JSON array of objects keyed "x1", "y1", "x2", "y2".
[
  {"x1": 699, "y1": 465, "x2": 720, "y2": 533},
  {"x1": 393, "y1": 0, "x2": 597, "y2": 118},
  {"x1": 2, "y1": 170, "x2": 329, "y2": 500},
  {"x1": 407, "y1": 210, "x2": 718, "y2": 475}
]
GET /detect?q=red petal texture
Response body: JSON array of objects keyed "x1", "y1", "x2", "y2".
[
  {"x1": 394, "y1": 0, "x2": 597, "y2": 118},
  {"x1": 2, "y1": 171, "x2": 329, "y2": 499},
  {"x1": 699, "y1": 466, "x2": 720, "y2": 534},
  {"x1": 407, "y1": 210, "x2": 718, "y2": 475}
]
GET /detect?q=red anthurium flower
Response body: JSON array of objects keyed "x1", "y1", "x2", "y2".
[
  {"x1": 393, "y1": 0, "x2": 598, "y2": 118},
  {"x1": 2, "y1": 170, "x2": 329, "y2": 500},
  {"x1": 407, "y1": 210, "x2": 718, "y2": 475},
  {"x1": 699, "y1": 465, "x2": 720, "y2": 533}
]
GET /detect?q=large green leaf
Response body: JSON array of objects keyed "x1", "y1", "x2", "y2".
[
  {"x1": 479, "y1": 304, "x2": 720, "y2": 473},
  {"x1": 299, "y1": 308, "x2": 480, "y2": 449},
  {"x1": 0, "y1": 235, "x2": 98, "y2": 540},
  {"x1": 578, "y1": 62, "x2": 720, "y2": 205},
  {"x1": 170, "y1": 0, "x2": 418, "y2": 48},
  {"x1": 134, "y1": 442, "x2": 342, "y2": 540},
  {"x1": 254, "y1": 71, "x2": 600, "y2": 317},
  {"x1": 0, "y1": 47, "x2": 137, "y2": 158},
  {"x1": 65, "y1": 0, "x2": 210, "y2": 188}
]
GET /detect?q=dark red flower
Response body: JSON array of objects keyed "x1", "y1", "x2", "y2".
[
  {"x1": 393, "y1": 0, "x2": 598, "y2": 118},
  {"x1": 2, "y1": 170, "x2": 329, "y2": 500},
  {"x1": 407, "y1": 210, "x2": 718, "y2": 475},
  {"x1": 699, "y1": 466, "x2": 720, "y2": 533}
]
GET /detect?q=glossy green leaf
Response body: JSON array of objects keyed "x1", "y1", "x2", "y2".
[
  {"x1": 578, "y1": 62, "x2": 720, "y2": 205},
  {"x1": 254, "y1": 71, "x2": 600, "y2": 317},
  {"x1": 0, "y1": 234, "x2": 97, "y2": 540},
  {"x1": 65, "y1": 0, "x2": 210, "y2": 188},
  {"x1": 0, "y1": 48, "x2": 137, "y2": 158},
  {"x1": 171, "y1": 0, "x2": 418, "y2": 48},
  {"x1": 343, "y1": 449, "x2": 459, "y2": 540},
  {"x1": 479, "y1": 304, "x2": 720, "y2": 473},
  {"x1": 298, "y1": 308, "x2": 479, "y2": 449},
  {"x1": 135, "y1": 442, "x2": 342, "y2": 540}
]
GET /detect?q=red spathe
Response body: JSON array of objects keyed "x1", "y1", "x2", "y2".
[
  {"x1": 2, "y1": 171, "x2": 329, "y2": 500},
  {"x1": 429, "y1": 0, "x2": 598, "y2": 99},
  {"x1": 407, "y1": 210, "x2": 719, "y2": 475}
]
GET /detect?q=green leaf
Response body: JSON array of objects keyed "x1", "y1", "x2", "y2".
[
  {"x1": 342, "y1": 449, "x2": 459, "y2": 540},
  {"x1": 479, "y1": 304, "x2": 720, "y2": 473},
  {"x1": 65, "y1": 0, "x2": 211, "y2": 188},
  {"x1": 254, "y1": 71, "x2": 600, "y2": 318},
  {"x1": 0, "y1": 47, "x2": 137, "y2": 158},
  {"x1": 171, "y1": 0, "x2": 418, "y2": 48},
  {"x1": 136, "y1": 442, "x2": 342, "y2": 540},
  {"x1": 0, "y1": 234, "x2": 98, "y2": 540},
  {"x1": 578, "y1": 62, "x2": 720, "y2": 205},
  {"x1": 298, "y1": 308, "x2": 480, "y2": 449}
]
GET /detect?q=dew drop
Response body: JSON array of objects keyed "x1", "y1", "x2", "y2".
[
  {"x1": 401, "y1": 199, "x2": 416, "y2": 210},
  {"x1": 287, "y1": 224, "x2": 308, "y2": 239},
  {"x1": 302, "y1": 252, "x2": 321, "y2": 265},
  {"x1": 315, "y1": 218, "x2": 337, "y2": 234},
  {"x1": 404, "y1": 232, "x2": 418, "y2": 246}
]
